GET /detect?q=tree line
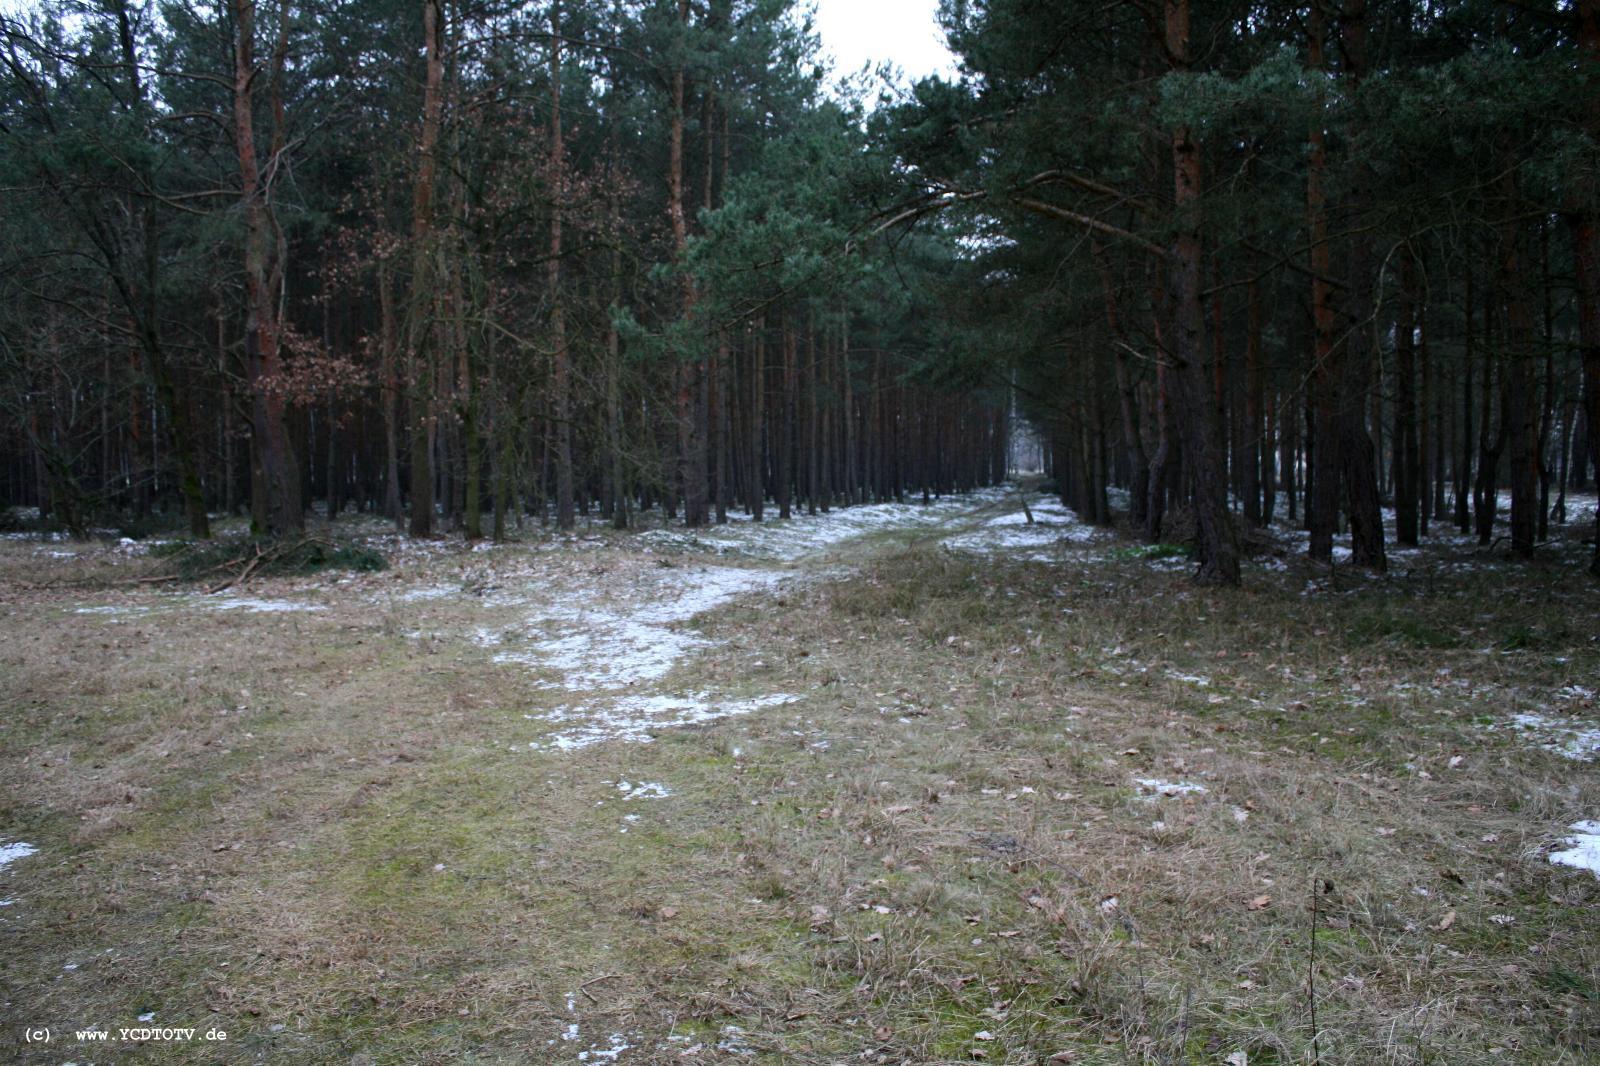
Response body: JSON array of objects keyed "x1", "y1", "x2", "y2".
[
  {"x1": 2, "y1": 0, "x2": 1597, "y2": 588},
  {"x1": 0, "y1": 0, "x2": 1009, "y2": 547},
  {"x1": 882, "y1": 0, "x2": 1600, "y2": 583}
]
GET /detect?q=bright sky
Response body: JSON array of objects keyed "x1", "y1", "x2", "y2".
[{"x1": 810, "y1": 0, "x2": 958, "y2": 85}]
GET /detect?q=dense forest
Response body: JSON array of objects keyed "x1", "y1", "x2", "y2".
[{"x1": 2, "y1": 0, "x2": 1597, "y2": 587}]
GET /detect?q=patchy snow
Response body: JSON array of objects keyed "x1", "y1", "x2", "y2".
[
  {"x1": 578, "y1": 1034, "x2": 633, "y2": 1062},
  {"x1": 396, "y1": 585, "x2": 460, "y2": 602},
  {"x1": 0, "y1": 842, "x2": 39, "y2": 871},
  {"x1": 1135, "y1": 779, "x2": 1208, "y2": 798},
  {"x1": 205, "y1": 597, "x2": 325, "y2": 613},
  {"x1": 530, "y1": 693, "x2": 802, "y2": 751},
  {"x1": 1501, "y1": 713, "x2": 1600, "y2": 761},
  {"x1": 716, "y1": 1025, "x2": 756, "y2": 1056},
  {"x1": 639, "y1": 488, "x2": 1009, "y2": 562},
  {"x1": 492, "y1": 566, "x2": 784, "y2": 691},
  {"x1": 72, "y1": 605, "x2": 147, "y2": 616},
  {"x1": 942, "y1": 495, "x2": 1110, "y2": 560},
  {"x1": 1550, "y1": 821, "x2": 1600, "y2": 878},
  {"x1": 617, "y1": 781, "x2": 672, "y2": 800}
]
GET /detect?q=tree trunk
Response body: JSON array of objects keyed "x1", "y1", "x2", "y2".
[
  {"x1": 1336, "y1": 0, "x2": 1386, "y2": 571},
  {"x1": 1163, "y1": 0, "x2": 1237, "y2": 584},
  {"x1": 1306, "y1": 0, "x2": 1339, "y2": 562},
  {"x1": 1571, "y1": 0, "x2": 1600, "y2": 575},
  {"x1": 233, "y1": 0, "x2": 301, "y2": 536},
  {"x1": 406, "y1": 0, "x2": 444, "y2": 537},
  {"x1": 1393, "y1": 242, "x2": 1420, "y2": 545},
  {"x1": 549, "y1": 3, "x2": 575, "y2": 530}
]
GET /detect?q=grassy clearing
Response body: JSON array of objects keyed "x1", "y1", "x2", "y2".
[{"x1": 0, "y1": 500, "x2": 1596, "y2": 1064}]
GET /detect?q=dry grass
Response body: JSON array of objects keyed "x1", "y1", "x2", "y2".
[{"x1": 0, "y1": 501, "x2": 1596, "y2": 1064}]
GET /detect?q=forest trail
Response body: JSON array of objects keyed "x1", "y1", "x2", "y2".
[
  {"x1": 2, "y1": 488, "x2": 1597, "y2": 1064},
  {"x1": 434, "y1": 485, "x2": 1066, "y2": 753}
]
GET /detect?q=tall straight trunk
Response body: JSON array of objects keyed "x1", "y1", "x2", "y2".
[
  {"x1": 547, "y1": 5, "x2": 575, "y2": 530},
  {"x1": 1422, "y1": 298, "x2": 1438, "y2": 531},
  {"x1": 1163, "y1": 0, "x2": 1237, "y2": 584},
  {"x1": 842, "y1": 316, "x2": 857, "y2": 504},
  {"x1": 1337, "y1": 0, "x2": 1386, "y2": 571},
  {"x1": 1475, "y1": 291, "x2": 1506, "y2": 545},
  {"x1": 1456, "y1": 263, "x2": 1475, "y2": 531},
  {"x1": 805, "y1": 319, "x2": 820, "y2": 515},
  {"x1": 778, "y1": 314, "x2": 796, "y2": 519},
  {"x1": 378, "y1": 258, "x2": 404, "y2": 523},
  {"x1": 1571, "y1": 0, "x2": 1600, "y2": 575},
  {"x1": 406, "y1": 0, "x2": 443, "y2": 537},
  {"x1": 1538, "y1": 224, "x2": 1555, "y2": 542},
  {"x1": 749, "y1": 315, "x2": 766, "y2": 519},
  {"x1": 1307, "y1": 0, "x2": 1339, "y2": 562},
  {"x1": 218, "y1": 305, "x2": 237, "y2": 514},
  {"x1": 460, "y1": 315, "x2": 482, "y2": 538},
  {"x1": 1243, "y1": 272, "x2": 1264, "y2": 526},
  {"x1": 1094, "y1": 242, "x2": 1150, "y2": 525},
  {"x1": 1393, "y1": 242, "x2": 1420, "y2": 545},
  {"x1": 1499, "y1": 177, "x2": 1539, "y2": 557},
  {"x1": 491, "y1": 327, "x2": 513, "y2": 541},
  {"x1": 1577, "y1": 212, "x2": 1600, "y2": 574},
  {"x1": 668, "y1": 0, "x2": 706, "y2": 526},
  {"x1": 233, "y1": 0, "x2": 301, "y2": 535},
  {"x1": 1281, "y1": 387, "x2": 1297, "y2": 522}
]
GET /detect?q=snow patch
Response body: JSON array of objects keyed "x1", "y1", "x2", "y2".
[
  {"x1": 1135, "y1": 779, "x2": 1208, "y2": 798},
  {"x1": 1502, "y1": 713, "x2": 1600, "y2": 761},
  {"x1": 531, "y1": 693, "x2": 801, "y2": 751},
  {"x1": 578, "y1": 1034, "x2": 633, "y2": 1062},
  {"x1": 1550, "y1": 821, "x2": 1600, "y2": 878},
  {"x1": 0, "y1": 842, "x2": 39, "y2": 871},
  {"x1": 205, "y1": 597, "x2": 325, "y2": 613},
  {"x1": 617, "y1": 781, "x2": 672, "y2": 800}
]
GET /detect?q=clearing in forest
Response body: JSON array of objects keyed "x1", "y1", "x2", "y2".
[{"x1": 1, "y1": 488, "x2": 1597, "y2": 1064}]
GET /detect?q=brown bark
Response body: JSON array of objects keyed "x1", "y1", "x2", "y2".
[
  {"x1": 1307, "y1": 0, "x2": 1339, "y2": 562},
  {"x1": 549, "y1": 3, "x2": 574, "y2": 530},
  {"x1": 668, "y1": 0, "x2": 707, "y2": 526},
  {"x1": 1162, "y1": 0, "x2": 1238, "y2": 584},
  {"x1": 233, "y1": 0, "x2": 301, "y2": 535},
  {"x1": 1336, "y1": 0, "x2": 1386, "y2": 571},
  {"x1": 406, "y1": 0, "x2": 444, "y2": 537}
]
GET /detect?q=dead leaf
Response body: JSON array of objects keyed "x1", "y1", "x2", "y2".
[
  {"x1": 1246, "y1": 895, "x2": 1271, "y2": 911},
  {"x1": 1226, "y1": 1053, "x2": 1248, "y2": 1066},
  {"x1": 658, "y1": 906, "x2": 678, "y2": 920},
  {"x1": 1435, "y1": 910, "x2": 1456, "y2": 931},
  {"x1": 973, "y1": 1030, "x2": 995, "y2": 1041}
]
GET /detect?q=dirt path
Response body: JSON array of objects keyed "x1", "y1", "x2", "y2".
[{"x1": 2, "y1": 488, "x2": 1597, "y2": 1065}]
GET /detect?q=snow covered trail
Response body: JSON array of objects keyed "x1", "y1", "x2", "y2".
[
  {"x1": 491, "y1": 485, "x2": 1089, "y2": 750},
  {"x1": 484, "y1": 562, "x2": 801, "y2": 750}
]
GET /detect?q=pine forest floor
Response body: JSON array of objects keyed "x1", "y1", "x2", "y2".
[{"x1": 1, "y1": 485, "x2": 1598, "y2": 1065}]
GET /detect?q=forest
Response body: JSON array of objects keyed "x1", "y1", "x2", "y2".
[
  {"x1": 0, "y1": 0, "x2": 1592, "y2": 585},
  {"x1": 1, "y1": 1, "x2": 1599, "y2": 1064}
]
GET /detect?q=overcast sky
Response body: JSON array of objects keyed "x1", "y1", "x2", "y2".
[
  {"x1": 810, "y1": 0, "x2": 958, "y2": 85},
  {"x1": 0, "y1": 0, "x2": 962, "y2": 86}
]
